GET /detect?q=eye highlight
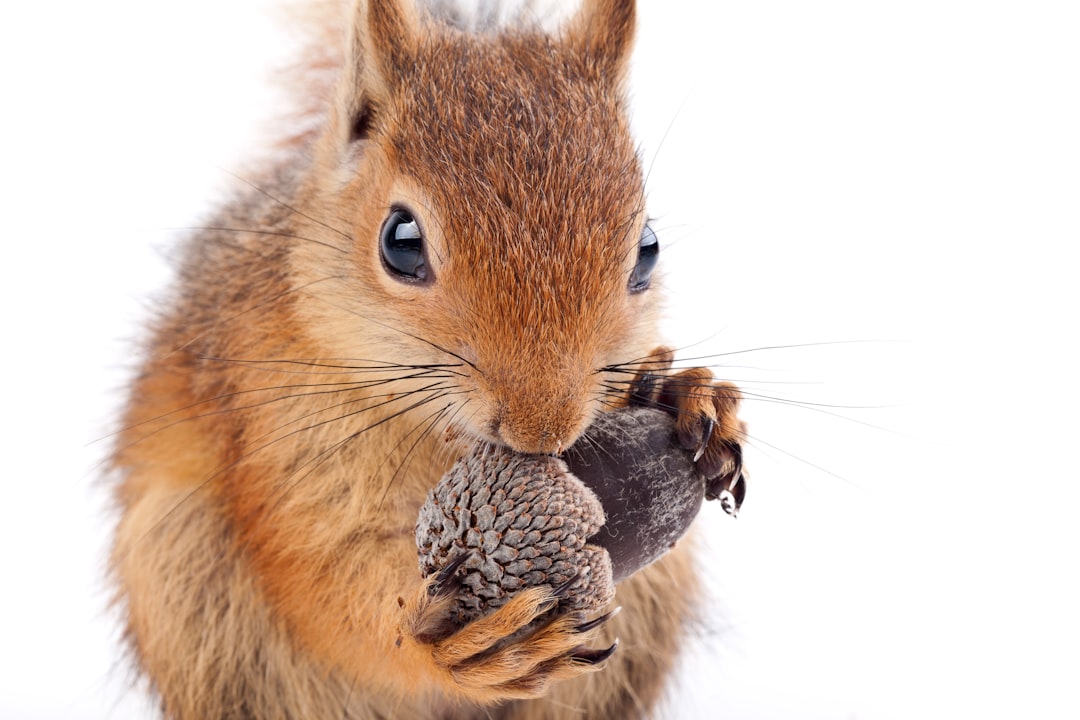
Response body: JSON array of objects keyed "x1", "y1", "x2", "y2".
[
  {"x1": 628, "y1": 223, "x2": 659, "y2": 293},
  {"x1": 379, "y1": 208, "x2": 428, "y2": 282}
]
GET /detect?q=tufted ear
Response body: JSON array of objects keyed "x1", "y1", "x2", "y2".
[
  {"x1": 565, "y1": 0, "x2": 636, "y2": 88},
  {"x1": 332, "y1": 0, "x2": 420, "y2": 145}
]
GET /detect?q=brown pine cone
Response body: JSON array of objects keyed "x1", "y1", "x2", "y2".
[{"x1": 415, "y1": 445, "x2": 614, "y2": 626}]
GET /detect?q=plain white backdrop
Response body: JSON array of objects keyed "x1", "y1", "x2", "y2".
[{"x1": 1, "y1": 1, "x2": 1077, "y2": 718}]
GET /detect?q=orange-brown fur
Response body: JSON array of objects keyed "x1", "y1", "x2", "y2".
[{"x1": 110, "y1": 1, "x2": 745, "y2": 717}]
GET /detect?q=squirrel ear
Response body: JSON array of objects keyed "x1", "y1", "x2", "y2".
[
  {"x1": 565, "y1": 0, "x2": 636, "y2": 87},
  {"x1": 333, "y1": 0, "x2": 420, "y2": 144}
]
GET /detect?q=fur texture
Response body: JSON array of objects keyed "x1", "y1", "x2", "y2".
[{"x1": 110, "y1": 1, "x2": 746, "y2": 717}]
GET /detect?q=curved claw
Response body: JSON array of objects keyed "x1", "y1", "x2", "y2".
[
  {"x1": 628, "y1": 373, "x2": 662, "y2": 407},
  {"x1": 575, "y1": 606, "x2": 622, "y2": 635},
  {"x1": 719, "y1": 488, "x2": 739, "y2": 517},
  {"x1": 551, "y1": 574, "x2": 580, "y2": 601},
  {"x1": 570, "y1": 639, "x2": 619, "y2": 666},
  {"x1": 705, "y1": 443, "x2": 747, "y2": 517},
  {"x1": 621, "y1": 348, "x2": 749, "y2": 517},
  {"x1": 429, "y1": 552, "x2": 469, "y2": 598},
  {"x1": 693, "y1": 415, "x2": 715, "y2": 462}
]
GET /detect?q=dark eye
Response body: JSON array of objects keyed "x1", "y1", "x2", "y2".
[
  {"x1": 380, "y1": 208, "x2": 427, "y2": 282},
  {"x1": 628, "y1": 224, "x2": 659, "y2": 292}
]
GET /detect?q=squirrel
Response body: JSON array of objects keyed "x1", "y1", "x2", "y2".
[{"x1": 109, "y1": 0, "x2": 747, "y2": 718}]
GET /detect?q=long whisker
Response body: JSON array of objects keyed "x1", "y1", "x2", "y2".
[
  {"x1": 603, "y1": 340, "x2": 890, "y2": 372},
  {"x1": 135, "y1": 385, "x2": 453, "y2": 548},
  {"x1": 247, "y1": 382, "x2": 455, "y2": 448},
  {"x1": 161, "y1": 274, "x2": 349, "y2": 360},
  {"x1": 220, "y1": 169, "x2": 354, "y2": 244},
  {"x1": 741, "y1": 430, "x2": 863, "y2": 489},
  {"x1": 598, "y1": 381, "x2": 898, "y2": 435},
  {"x1": 641, "y1": 98, "x2": 688, "y2": 195},
  {"x1": 263, "y1": 391, "x2": 457, "y2": 514},
  {"x1": 198, "y1": 356, "x2": 467, "y2": 377},
  {"x1": 299, "y1": 293, "x2": 481, "y2": 373},
  {"x1": 602, "y1": 378, "x2": 889, "y2": 410},
  {"x1": 165, "y1": 226, "x2": 347, "y2": 254},
  {"x1": 376, "y1": 400, "x2": 458, "y2": 510},
  {"x1": 602, "y1": 373, "x2": 822, "y2": 386},
  {"x1": 99, "y1": 369, "x2": 455, "y2": 447},
  {"x1": 197, "y1": 377, "x2": 455, "y2": 443}
]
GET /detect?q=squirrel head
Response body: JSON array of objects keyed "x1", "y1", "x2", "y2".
[{"x1": 299, "y1": 0, "x2": 658, "y2": 455}]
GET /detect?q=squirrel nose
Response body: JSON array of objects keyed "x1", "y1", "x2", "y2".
[
  {"x1": 488, "y1": 398, "x2": 584, "y2": 455},
  {"x1": 496, "y1": 426, "x2": 563, "y2": 455}
]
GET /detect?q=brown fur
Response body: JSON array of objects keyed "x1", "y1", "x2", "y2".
[{"x1": 110, "y1": 1, "x2": 745, "y2": 717}]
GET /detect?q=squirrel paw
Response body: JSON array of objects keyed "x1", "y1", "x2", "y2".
[
  {"x1": 625, "y1": 346, "x2": 748, "y2": 514},
  {"x1": 397, "y1": 565, "x2": 617, "y2": 702}
]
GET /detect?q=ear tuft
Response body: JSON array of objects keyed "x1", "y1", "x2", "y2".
[
  {"x1": 331, "y1": 0, "x2": 420, "y2": 148},
  {"x1": 363, "y1": 0, "x2": 420, "y2": 81},
  {"x1": 348, "y1": 103, "x2": 376, "y2": 143},
  {"x1": 566, "y1": 0, "x2": 637, "y2": 87}
]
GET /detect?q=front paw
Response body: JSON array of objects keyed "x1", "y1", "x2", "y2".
[
  {"x1": 625, "y1": 346, "x2": 748, "y2": 515},
  {"x1": 397, "y1": 567, "x2": 617, "y2": 703}
]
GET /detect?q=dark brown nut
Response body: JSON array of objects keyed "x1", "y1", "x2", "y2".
[{"x1": 563, "y1": 406, "x2": 705, "y2": 583}]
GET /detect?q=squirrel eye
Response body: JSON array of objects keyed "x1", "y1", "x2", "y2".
[
  {"x1": 628, "y1": 224, "x2": 659, "y2": 293},
  {"x1": 379, "y1": 208, "x2": 428, "y2": 282}
]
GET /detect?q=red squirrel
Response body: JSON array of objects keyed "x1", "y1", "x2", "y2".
[{"x1": 109, "y1": 1, "x2": 747, "y2": 717}]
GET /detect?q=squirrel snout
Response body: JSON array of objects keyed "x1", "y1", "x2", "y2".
[
  {"x1": 491, "y1": 422, "x2": 566, "y2": 456},
  {"x1": 485, "y1": 392, "x2": 591, "y2": 456}
]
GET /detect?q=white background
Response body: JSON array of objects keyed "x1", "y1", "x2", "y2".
[{"x1": 1, "y1": 1, "x2": 1078, "y2": 718}]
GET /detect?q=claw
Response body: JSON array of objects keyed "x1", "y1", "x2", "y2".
[
  {"x1": 727, "y1": 469, "x2": 747, "y2": 515},
  {"x1": 706, "y1": 447, "x2": 746, "y2": 518},
  {"x1": 628, "y1": 373, "x2": 661, "y2": 406},
  {"x1": 693, "y1": 415, "x2": 715, "y2": 462},
  {"x1": 570, "y1": 639, "x2": 619, "y2": 666},
  {"x1": 429, "y1": 552, "x2": 469, "y2": 598},
  {"x1": 575, "y1": 606, "x2": 621, "y2": 634},
  {"x1": 532, "y1": 573, "x2": 581, "y2": 615},
  {"x1": 719, "y1": 489, "x2": 739, "y2": 517},
  {"x1": 551, "y1": 573, "x2": 579, "y2": 600}
]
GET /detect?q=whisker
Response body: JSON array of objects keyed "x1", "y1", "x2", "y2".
[
  {"x1": 100, "y1": 369, "x2": 455, "y2": 446},
  {"x1": 161, "y1": 274, "x2": 349, "y2": 360},
  {"x1": 198, "y1": 356, "x2": 467, "y2": 377},
  {"x1": 603, "y1": 378, "x2": 888, "y2": 411},
  {"x1": 602, "y1": 372, "x2": 823, "y2": 386},
  {"x1": 130, "y1": 385, "x2": 453, "y2": 538},
  {"x1": 614, "y1": 206, "x2": 648, "y2": 265},
  {"x1": 603, "y1": 340, "x2": 889, "y2": 372},
  {"x1": 439, "y1": 397, "x2": 473, "y2": 444},
  {"x1": 740, "y1": 430, "x2": 863, "y2": 490},
  {"x1": 377, "y1": 400, "x2": 457, "y2": 510},
  {"x1": 246, "y1": 382, "x2": 455, "y2": 448},
  {"x1": 734, "y1": 389, "x2": 893, "y2": 412},
  {"x1": 599, "y1": 380, "x2": 900, "y2": 436},
  {"x1": 299, "y1": 294, "x2": 481, "y2": 373},
  {"x1": 165, "y1": 226, "x2": 347, "y2": 254},
  {"x1": 642, "y1": 100, "x2": 687, "y2": 194},
  {"x1": 263, "y1": 390, "x2": 456, "y2": 514},
  {"x1": 368, "y1": 390, "x2": 471, "y2": 486},
  {"x1": 220, "y1": 169, "x2": 354, "y2": 244},
  {"x1": 130, "y1": 385, "x2": 457, "y2": 550}
]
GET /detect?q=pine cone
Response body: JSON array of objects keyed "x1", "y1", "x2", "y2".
[{"x1": 415, "y1": 445, "x2": 614, "y2": 626}]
